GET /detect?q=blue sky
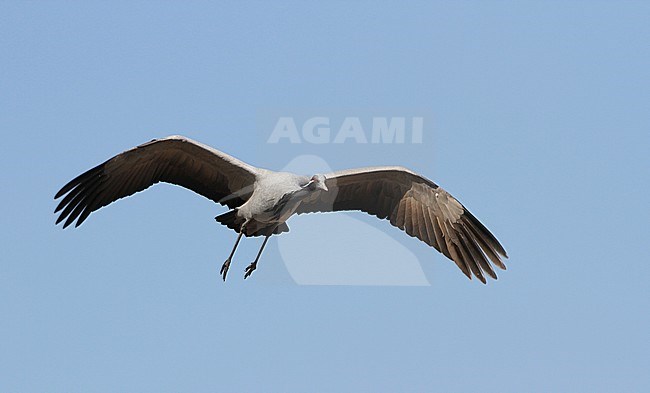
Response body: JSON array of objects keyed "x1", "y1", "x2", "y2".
[{"x1": 1, "y1": 1, "x2": 649, "y2": 392}]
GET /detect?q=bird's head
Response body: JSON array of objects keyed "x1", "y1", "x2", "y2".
[{"x1": 305, "y1": 174, "x2": 328, "y2": 192}]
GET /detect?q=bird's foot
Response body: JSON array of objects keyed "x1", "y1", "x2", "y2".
[
  {"x1": 220, "y1": 258, "x2": 231, "y2": 281},
  {"x1": 244, "y1": 261, "x2": 257, "y2": 279}
]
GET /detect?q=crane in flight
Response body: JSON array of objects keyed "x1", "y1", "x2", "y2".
[{"x1": 54, "y1": 136, "x2": 508, "y2": 283}]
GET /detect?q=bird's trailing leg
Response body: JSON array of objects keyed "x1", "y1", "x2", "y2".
[
  {"x1": 221, "y1": 229, "x2": 245, "y2": 281},
  {"x1": 244, "y1": 235, "x2": 270, "y2": 279}
]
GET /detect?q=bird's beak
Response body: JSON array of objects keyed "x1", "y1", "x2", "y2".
[{"x1": 319, "y1": 182, "x2": 328, "y2": 192}]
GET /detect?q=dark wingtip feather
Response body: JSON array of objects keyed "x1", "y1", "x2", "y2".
[
  {"x1": 54, "y1": 162, "x2": 107, "y2": 226},
  {"x1": 462, "y1": 208, "x2": 508, "y2": 258},
  {"x1": 54, "y1": 184, "x2": 83, "y2": 213},
  {"x1": 55, "y1": 161, "x2": 105, "y2": 199},
  {"x1": 459, "y1": 224, "x2": 498, "y2": 280},
  {"x1": 62, "y1": 218, "x2": 73, "y2": 229},
  {"x1": 55, "y1": 214, "x2": 66, "y2": 225},
  {"x1": 55, "y1": 174, "x2": 84, "y2": 200},
  {"x1": 473, "y1": 265, "x2": 487, "y2": 284},
  {"x1": 63, "y1": 208, "x2": 77, "y2": 229},
  {"x1": 54, "y1": 184, "x2": 72, "y2": 200}
]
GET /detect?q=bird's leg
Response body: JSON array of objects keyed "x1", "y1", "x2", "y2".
[
  {"x1": 244, "y1": 235, "x2": 270, "y2": 279},
  {"x1": 221, "y1": 230, "x2": 244, "y2": 281}
]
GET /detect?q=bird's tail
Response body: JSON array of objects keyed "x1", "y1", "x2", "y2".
[
  {"x1": 215, "y1": 210, "x2": 290, "y2": 237},
  {"x1": 215, "y1": 210, "x2": 245, "y2": 232}
]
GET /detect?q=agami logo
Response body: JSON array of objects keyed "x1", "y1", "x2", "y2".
[{"x1": 267, "y1": 116, "x2": 424, "y2": 144}]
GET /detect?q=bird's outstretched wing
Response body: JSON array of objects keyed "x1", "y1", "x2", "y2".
[
  {"x1": 296, "y1": 166, "x2": 508, "y2": 283},
  {"x1": 54, "y1": 135, "x2": 260, "y2": 228}
]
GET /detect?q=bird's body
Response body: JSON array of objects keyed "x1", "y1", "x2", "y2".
[
  {"x1": 55, "y1": 135, "x2": 508, "y2": 283},
  {"x1": 237, "y1": 172, "x2": 308, "y2": 227}
]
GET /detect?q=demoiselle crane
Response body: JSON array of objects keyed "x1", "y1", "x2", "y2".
[{"x1": 54, "y1": 136, "x2": 508, "y2": 283}]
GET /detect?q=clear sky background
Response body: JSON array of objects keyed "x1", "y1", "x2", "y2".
[{"x1": 1, "y1": 1, "x2": 649, "y2": 392}]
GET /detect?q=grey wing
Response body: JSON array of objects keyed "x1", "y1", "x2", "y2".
[
  {"x1": 54, "y1": 135, "x2": 260, "y2": 228},
  {"x1": 296, "y1": 166, "x2": 508, "y2": 283}
]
